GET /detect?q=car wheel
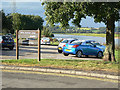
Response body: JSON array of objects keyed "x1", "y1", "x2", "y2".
[
  {"x1": 97, "y1": 51, "x2": 103, "y2": 58},
  {"x1": 85, "y1": 55, "x2": 88, "y2": 58},
  {"x1": 58, "y1": 50, "x2": 62, "y2": 53},
  {"x1": 63, "y1": 53, "x2": 69, "y2": 56},
  {"x1": 9, "y1": 47, "x2": 14, "y2": 50},
  {"x1": 76, "y1": 51, "x2": 82, "y2": 58}
]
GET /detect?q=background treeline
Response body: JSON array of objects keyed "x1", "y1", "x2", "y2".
[
  {"x1": 48, "y1": 26, "x2": 120, "y2": 34},
  {"x1": 1, "y1": 10, "x2": 44, "y2": 34}
]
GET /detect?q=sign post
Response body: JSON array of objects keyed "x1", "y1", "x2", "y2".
[
  {"x1": 16, "y1": 30, "x2": 19, "y2": 60},
  {"x1": 38, "y1": 29, "x2": 40, "y2": 61}
]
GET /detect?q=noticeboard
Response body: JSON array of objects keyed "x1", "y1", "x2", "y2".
[
  {"x1": 18, "y1": 30, "x2": 38, "y2": 38},
  {"x1": 16, "y1": 29, "x2": 40, "y2": 61}
]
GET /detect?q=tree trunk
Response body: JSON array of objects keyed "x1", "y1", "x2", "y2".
[{"x1": 103, "y1": 17, "x2": 116, "y2": 62}]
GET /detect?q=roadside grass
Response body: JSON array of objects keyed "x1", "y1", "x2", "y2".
[
  {"x1": 2, "y1": 50, "x2": 119, "y2": 73},
  {"x1": 50, "y1": 41, "x2": 59, "y2": 46}
]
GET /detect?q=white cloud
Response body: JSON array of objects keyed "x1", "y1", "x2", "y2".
[{"x1": 2, "y1": 0, "x2": 41, "y2": 2}]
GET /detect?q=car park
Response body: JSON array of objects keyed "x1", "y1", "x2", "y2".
[
  {"x1": 57, "y1": 38, "x2": 78, "y2": 53},
  {"x1": 0, "y1": 35, "x2": 14, "y2": 50},
  {"x1": 41, "y1": 37, "x2": 50, "y2": 45},
  {"x1": 63, "y1": 40, "x2": 104, "y2": 58}
]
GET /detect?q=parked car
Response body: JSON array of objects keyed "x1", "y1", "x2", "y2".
[
  {"x1": 41, "y1": 37, "x2": 50, "y2": 45},
  {"x1": 22, "y1": 38, "x2": 36, "y2": 45},
  {"x1": 85, "y1": 40, "x2": 106, "y2": 51},
  {"x1": 22, "y1": 39, "x2": 29, "y2": 45},
  {"x1": 0, "y1": 35, "x2": 14, "y2": 50},
  {"x1": 58, "y1": 38, "x2": 78, "y2": 53},
  {"x1": 63, "y1": 40, "x2": 104, "y2": 58}
]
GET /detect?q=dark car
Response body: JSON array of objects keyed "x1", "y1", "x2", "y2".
[{"x1": 0, "y1": 35, "x2": 14, "y2": 50}]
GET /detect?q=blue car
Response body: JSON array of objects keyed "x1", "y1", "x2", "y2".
[{"x1": 63, "y1": 40, "x2": 104, "y2": 58}]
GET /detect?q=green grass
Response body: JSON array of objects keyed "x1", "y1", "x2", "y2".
[
  {"x1": 62, "y1": 33, "x2": 119, "y2": 38},
  {"x1": 2, "y1": 59, "x2": 119, "y2": 73},
  {"x1": 2, "y1": 50, "x2": 119, "y2": 73},
  {"x1": 50, "y1": 41, "x2": 59, "y2": 46}
]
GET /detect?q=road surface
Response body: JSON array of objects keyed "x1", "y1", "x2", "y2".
[{"x1": 2, "y1": 70, "x2": 118, "y2": 88}]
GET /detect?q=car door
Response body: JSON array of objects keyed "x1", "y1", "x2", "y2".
[
  {"x1": 80, "y1": 42, "x2": 89, "y2": 55},
  {"x1": 86, "y1": 42, "x2": 98, "y2": 55}
]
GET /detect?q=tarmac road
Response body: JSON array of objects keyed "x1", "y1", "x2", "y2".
[
  {"x1": 2, "y1": 70, "x2": 118, "y2": 88},
  {"x1": 1, "y1": 45, "x2": 102, "y2": 60}
]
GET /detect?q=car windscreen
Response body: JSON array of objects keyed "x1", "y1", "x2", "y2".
[
  {"x1": 61, "y1": 40, "x2": 68, "y2": 43},
  {"x1": 2, "y1": 36, "x2": 12, "y2": 40},
  {"x1": 71, "y1": 41, "x2": 82, "y2": 45}
]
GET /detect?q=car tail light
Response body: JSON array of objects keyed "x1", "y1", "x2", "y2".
[
  {"x1": 42, "y1": 40, "x2": 43, "y2": 42},
  {"x1": 72, "y1": 45, "x2": 79, "y2": 48},
  {"x1": 63, "y1": 45, "x2": 66, "y2": 47},
  {"x1": 1, "y1": 40, "x2": 4, "y2": 43}
]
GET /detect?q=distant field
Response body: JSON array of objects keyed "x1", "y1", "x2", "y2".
[{"x1": 64, "y1": 33, "x2": 119, "y2": 38}]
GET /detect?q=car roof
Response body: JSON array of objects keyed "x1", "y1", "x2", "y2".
[
  {"x1": 85, "y1": 40, "x2": 95, "y2": 42},
  {"x1": 63, "y1": 38, "x2": 77, "y2": 40},
  {"x1": 73, "y1": 40, "x2": 85, "y2": 42}
]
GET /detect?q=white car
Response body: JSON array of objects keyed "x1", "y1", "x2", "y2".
[
  {"x1": 41, "y1": 37, "x2": 50, "y2": 45},
  {"x1": 58, "y1": 38, "x2": 78, "y2": 53}
]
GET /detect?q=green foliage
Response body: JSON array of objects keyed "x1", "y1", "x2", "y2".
[
  {"x1": 11, "y1": 13, "x2": 44, "y2": 30},
  {"x1": 42, "y1": 2, "x2": 120, "y2": 27},
  {"x1": 42, "y1": 27, "x2": 54, "y2": 37},
  {"x1": 1, "y1": 10, "x2": 44, "y2": 34},
  {"x1": 1, "y1": 10, "x2": 13, "y2": 34}
]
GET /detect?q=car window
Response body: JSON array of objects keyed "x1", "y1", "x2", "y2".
[
  {"x1": 61, "y1": 40, "x2": 68, "y2": 43},
  {"x1": 85, "y1": 42, "x2": 93, "y2": 46},
  {"x1": 71, "y1": 41, "x2": 82, "y2": 45},
  {"x1": 91, "y1": 41, "x2": 101, "y2": 45},
  {"x1": 3, "y1": 36, "x2": 13, "y2": 40}
]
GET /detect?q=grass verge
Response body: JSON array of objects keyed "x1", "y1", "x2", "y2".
[
  {"x1": 2, "y1": 59, "x2": 119, "y2": 73},
  {"x1": 2, "y1": 50, "x2": 119, "y2": 73},
  {"x1": 2, "y1": 47, "x2": 119, "y2": 74}
]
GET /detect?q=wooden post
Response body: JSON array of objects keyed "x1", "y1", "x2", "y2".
[
  {"x1": 38, "y1": 29, "x2": 40, "y2": 61},
  {"x1": 16, "y1": 30, "x2": 19, "y2": 60}
]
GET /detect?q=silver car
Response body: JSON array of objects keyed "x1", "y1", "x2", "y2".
[
  {"x1": 58, "y1": 38, "x2": 78, "y2": 53},
  {"x1": 41, "y1": 37, "x2": 50, "y2": 45}
]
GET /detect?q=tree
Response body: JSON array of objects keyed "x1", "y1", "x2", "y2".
[
  {"x1": 1, "y1": 10, "x2": 8, "y2": 33},
  {"x1": 1, "y1": 10, "x2": 13, "y2": 34},
  {"x1": 11, "y1": 13, "x2": 44, "y2": 31},
  {"x1": 86, "y1": 2, "x2": 120, "y2": 62},
  {"x1": 12, "y1": 13, "x2": 22, "y2": 30},
  {"x1": 42, "y1": 2, "x2": 120, "y2": 61}
]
